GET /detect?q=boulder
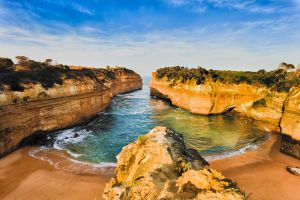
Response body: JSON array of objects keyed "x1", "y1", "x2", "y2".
[
  {"x1": 103, "y1": 126, "x2": 245, "y2": 200},
  {"x1": 287, "y1": 166, "x2": 300, "y2": 176}
]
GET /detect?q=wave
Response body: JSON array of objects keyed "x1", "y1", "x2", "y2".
[
  {"x1": 204, "y1": 134, "x2": 270, "y2": 161},
  {"x1": 28, "y1": 133, "x2": 270, "y2": 176},
  {"x1": 29, "y1": 147, "x2": 116, "y2": 175}
]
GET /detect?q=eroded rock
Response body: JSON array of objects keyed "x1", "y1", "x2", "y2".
[
  {"x1": 281, "y1": 135, "x2": 300, "y2": 159},
  {"x1": 103, "y1": 126, "x2": 245, "y2": 200}
]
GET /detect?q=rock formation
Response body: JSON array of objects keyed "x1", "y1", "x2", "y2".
[
  {"x1": 150, "y1": 71, "x2": 300, "y2": 159},
  {"x1": 104, "y1": 126, "x2": 245, "y2": 200},
  {"x1": 0, "y1": 64, "x2": 142, "y2": 157}
]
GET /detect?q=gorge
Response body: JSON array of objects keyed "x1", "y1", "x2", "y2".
[{"x1": 0, "y1": 59, "x2": 299, "y2": 200}]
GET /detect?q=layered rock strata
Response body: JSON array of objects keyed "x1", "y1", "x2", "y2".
[
  {"x1": 0, "y1": 70, "x2": 142, "y2": 157},
  {"x1": 104, "y1": 126, "x2": 245, "y2": 200},
  {"x1": 150, "y1": 73, "x2": 300, "y2": 158}
]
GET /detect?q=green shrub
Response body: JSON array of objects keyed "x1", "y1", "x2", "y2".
[
  {"x1": 0, "y1": 57, "x2": 136, "y2": 91},
  {"x1": 252, "y1": 99, "x2": 267, "y2": 108},
  {"x1": 0, "y1": 57, "x2": 14, "y2": 72},
  {"x1": 137, "y1": 135, "x2": 147, "y2": 146},
  {"x1": 155, "y1": 66, "x2": 300, "y2": 92}
]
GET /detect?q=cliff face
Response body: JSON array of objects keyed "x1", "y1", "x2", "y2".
[
  {"x1": 280, "y1": 87, "x2": 300, "y2": 139},
  {"x1": 104, "y1": 126, "x2": 245, "y2": 200},
  {"x1": 150, "y1": 73, "x2": 300, "y2": 157},
  {"x1": 0, "y1": 70, "x2": 142, "y2": 157}
]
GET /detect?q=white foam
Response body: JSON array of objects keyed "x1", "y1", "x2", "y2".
[
  {"x1": 204, "y1": 134, "x2": 270, "y2": 161},
  {"x1": 53, "y1": 128, "x2": 91, "y2": 158},
  {"x1": 28, "y1": 147, "x2": 116, "y2": 175}
]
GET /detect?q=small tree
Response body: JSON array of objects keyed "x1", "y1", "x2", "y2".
[
  {"x1": 278, "y1": 62, "x2": 295, "y2": 71},
  {"x1": 44, "y1": 58, "x2": 52, "y2": 66},
  {"x1": 15, "y1": 56, "x2": 29, "y2": 66}
]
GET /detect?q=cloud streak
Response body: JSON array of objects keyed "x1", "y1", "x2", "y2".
[{"x1": 165, "y1": 0, "x2": 291, "y2": 13}]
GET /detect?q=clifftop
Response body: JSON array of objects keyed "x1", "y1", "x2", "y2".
[
  {"x1": 0, "y1": 56, "x2": 137, "y2": 92},
  {"x1": 155, "y1": 66, "x2": 300, "y2": 92}
]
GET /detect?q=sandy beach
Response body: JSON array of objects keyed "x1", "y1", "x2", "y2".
[
  {"x1": 0, "y1": 147, "x2": 112, "y2": 200},
  {"x1": 0, "y1": 133, "x2": 299, "y2": 200},
  {"x1": 211, "y1": 133, "x2": 300, "y2": 200}
]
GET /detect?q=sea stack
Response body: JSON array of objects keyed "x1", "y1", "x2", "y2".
[{"x1": 104, "y1": 126, "x2": 245, "y2": 200}]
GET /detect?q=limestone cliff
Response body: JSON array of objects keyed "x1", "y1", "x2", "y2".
[
  {"x1": 0, "y1": 68, "x2": 142, "y2": 157},
  {"x1": 104, "y1": 126, "x2": 245, "y2": 200},
  {"x1": 150, "y1": 72, "x2": 300, "y2": 158}
]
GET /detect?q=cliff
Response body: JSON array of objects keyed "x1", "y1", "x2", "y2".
[
  {"x1": 0, "y1": 58, "x2": 142, "y2": 157},
  {"x1": 104, "y1": 126, "x2": 245, "y2": 200},
  {"x1": 150, "y1": 68, "x2": 300, "y2": 159}
]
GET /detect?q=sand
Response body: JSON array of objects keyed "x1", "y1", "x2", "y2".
[
  {"x1": 0, "y1": 147, "x2": 112, "y2": 200},
  {"x1": 211, "y1": 133, "x2": 300, "y2": 200},
  {"x1": 0, "y1": 133, "x2": 299, "y2": 200}
]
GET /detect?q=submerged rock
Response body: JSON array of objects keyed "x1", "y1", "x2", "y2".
[{"x1": 103, "y1": 126, "x2": 245, "y2": 200}]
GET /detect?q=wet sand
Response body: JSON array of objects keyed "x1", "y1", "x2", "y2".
[
  {"x1": 0, "y1": 133, "x2": 299, "y2": 200},
  {"x1": 211, "y1": 133, "x2": 300, "y2": 200}
]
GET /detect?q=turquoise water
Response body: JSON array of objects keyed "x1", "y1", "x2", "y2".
[{"x1": 47, "y1": 77, "x2": 268, "y2": 164}]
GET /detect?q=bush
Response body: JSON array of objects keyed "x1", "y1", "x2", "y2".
[
  {"x1": 252, "y1": 99, "x2": 267, "y2": 108},
  {"x1": 155, "y1": 66, "x2": 300, "y2": 92},
  {"x1": 0, "y1": 58, "x2": 14, "y2": 72},
  {"x1": 0, "y1": 57, "x2": 136, "y2": 91}
]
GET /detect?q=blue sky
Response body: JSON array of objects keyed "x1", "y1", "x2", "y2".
[{"x1": 0, "y1": 0, "x2": 299, "y2": 75}]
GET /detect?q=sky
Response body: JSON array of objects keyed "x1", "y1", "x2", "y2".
[{"x1": 0, "y1": 0, "x2": 299, "y2": 75}]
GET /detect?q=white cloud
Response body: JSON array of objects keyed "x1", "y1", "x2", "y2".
[
  {"x1": 165, "y1": 0, "x2": 282, "y2": 13},
  {"x1": 0, "y1": 1, "x2": 299, "y2": 76},
  {"x1": 1, "y1": 16, "x2": 299, "y2": 76},
  {"x1": 72, "y1": 3, "x2": 95, "y2": 15}
]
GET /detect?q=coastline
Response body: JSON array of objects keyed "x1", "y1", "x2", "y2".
[{"x1": 0, "y1": 133, "x2": 299, "y2": 200}]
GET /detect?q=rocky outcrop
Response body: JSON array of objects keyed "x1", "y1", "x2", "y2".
[
  {"x1": 104, "y1": 126, "x2": 245, "y2": 200},
  {"x1": 0, "y1": 69, "x2": 142, "y2": 157},
  {"x1": 150, "y1": 72, "x2": 300, "y2": 158}
]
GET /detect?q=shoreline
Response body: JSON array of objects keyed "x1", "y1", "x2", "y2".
[{"x1": 0, "y1": 133, "x2": 299, "y2": 200}]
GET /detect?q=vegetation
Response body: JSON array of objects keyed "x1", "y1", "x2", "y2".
[
  {"x1": 0, "y1": 58, "x2": 14, "y2": 73},
  {"x1": 176, "y1": 158, "x2": 191, "y2": 175},
  {"x1": 156, "y1": 64, "x2": 300, "y2": 92},
  {"x1": 0, "y1": 56, "x2": 135, "y2": 91},
  {"x1": 252, "y1": 99, "x2": 267, "y2": 108},
  {"x1": 137, "y1": 135, "x2": 147, "y2": 146}
]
